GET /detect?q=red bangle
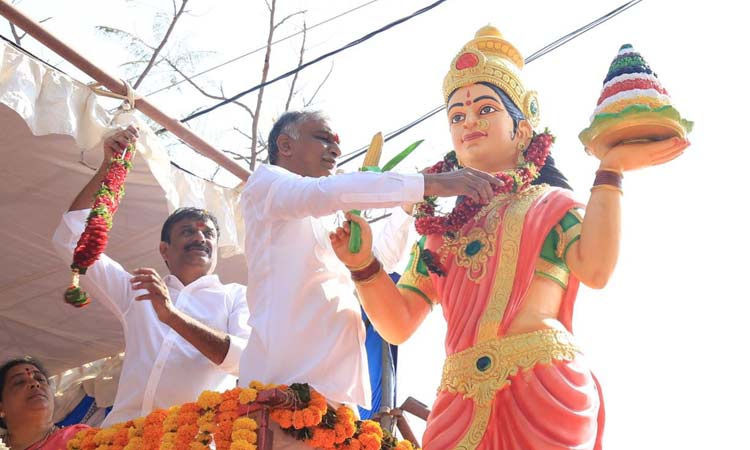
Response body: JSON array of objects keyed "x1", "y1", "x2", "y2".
[
  {"x1": 593, "y1": 169, "x2": 623, "y2": 189},
  {"x1": 350, "y1": 257, "x2": 383, "y2": 284}
]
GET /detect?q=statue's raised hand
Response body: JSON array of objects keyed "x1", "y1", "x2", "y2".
[
  {"x1": 329, "y1": 212, "x2": 374, "y2": 269},
  {"x1": 596, "y1": 136, "x2": 689, "y2": 173}
]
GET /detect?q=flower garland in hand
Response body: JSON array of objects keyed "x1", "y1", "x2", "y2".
[
  {"x1": 64, "y1": 141, "x2": 136, "y2": 307},
  {"x1": 414, "y1": 130, "x2": 554, "y2": 237}
]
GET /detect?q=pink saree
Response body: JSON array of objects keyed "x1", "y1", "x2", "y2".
[{"x1": 419, "y1": 185, "x2": 604, "y2": 450}]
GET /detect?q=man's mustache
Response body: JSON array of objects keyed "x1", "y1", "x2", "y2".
[{"x1": 185, "y1": 242, "x2": 211, "y2": 256}]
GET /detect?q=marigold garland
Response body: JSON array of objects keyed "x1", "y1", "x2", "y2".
[
  {"x1": 64, "y1": 141, "x2": 136, "y2": 307},
  {"x1": 67, "y1": 382, "x2": 417, "y2": 450},
  {"x1": 414, "y1": 130, "x2": 554, "y2": 237}
]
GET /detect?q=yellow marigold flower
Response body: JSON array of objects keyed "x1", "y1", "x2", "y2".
[
  {"x1": 189, "y1": 443, "x2": 208, "y2": 450},
  {"x1": 93, "y1": 428, "x2": 116, "y2": 445},
  {"x1": 67, "y1": 439, "x2": 82, "y2": 450},
  {"x1": 122, "y1": 437, "x2": 142, "y2": 450},
  {"x1": 228, "y1": 441, "x2": 255, "y2": 450},
  {"x1": 162, "y1": 414, "x2": 179, "y2": 433},
  {"x1": 230, "y1": 430, "x2": 256, "y2": 443},
  {"x1": 132, "y1": 418, "x2": 146, "y2": 429},
  {"x1": 238, "y1": 388, "x2": 257, "y2": 405},
  {"x1": 198, "y1": 421, "x2": 215, "y2": 434},
  {"x1": 248, "y1": 381, "x2": 268, "y2": 390},
  {"x1": 161, "y1": 432, "x2": 177, "y2": 445},
  {"x1": 233, "y1": 417, "x2": 258, "y2": 431},
  {"x1": 197, "y1": 391, "x2": 222, "y2": 410}
]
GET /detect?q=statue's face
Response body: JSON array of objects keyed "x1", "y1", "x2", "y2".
[{"x1": 447, "y1": 83, "x2": 523, "y2": 172}]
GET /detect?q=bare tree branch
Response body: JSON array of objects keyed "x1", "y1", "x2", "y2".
[
  {"x1": 222, "y1": 148, "x2": 253, "y2": 165},
  {"x1": 273, "y1": 11, "x2": 306, "y2": 31},
  {"x1": 164, "y1": 58, "x2": 256, "y2": 120},
  {"x1": 248, "y1": 0, "x2": 277, "y2": 169},
  {"x1": 9, "y1": 22, "x2": 23, "y2": 45},
  {"x1": 305, "y1": 61, "x2": 334, "y2": 107},
  {"x1": 133, "y1": 0, "x2": 189, "y2": 89},
  {"x1": 285, "y1": 21, "x2": 306, "y2": 111}
]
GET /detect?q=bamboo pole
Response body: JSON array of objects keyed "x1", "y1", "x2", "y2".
[{"x1": 0, "y1": 0, "x2": 251, "y2": 182}]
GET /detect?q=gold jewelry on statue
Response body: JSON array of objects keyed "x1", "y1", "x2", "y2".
[
  {"x1": 443, "y1": 25, "x2": 540, "y2": 127},
  {"x1": 517, "y1": 151, "x2": 525, "y2": 165},
  {"x1": 439, "y1": 329, "x2": 580, "y2": 405},
  {"x1": 350, "y1": 257, "x2": 383, "y2": 284},
  {"x1": 591, "y1": 169, "x2": 623, "y2": 195},
  {"x1": 346, "y1": 254, "x2": 375, "y2": 272},
  {"x1": 590, "y1": 184, "x2": 623, "y2": 195},
  {"x1": 477, "y1": 119, "x2": 490, "y2": 130}
]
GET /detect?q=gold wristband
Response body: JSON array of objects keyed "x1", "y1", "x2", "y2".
[
  {"x1": 346, "y1": 254, "x2": 375, "y2": 272},
  {"x1": 590, "y1": 184, "x2": 623, "y2": 195}
]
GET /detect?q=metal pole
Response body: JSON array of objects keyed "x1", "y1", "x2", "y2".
[{"x1": 0, "y1": 0, "x2": 251, "y2": 182}]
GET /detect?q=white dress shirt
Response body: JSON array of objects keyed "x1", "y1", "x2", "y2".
[
  {"x1": 53, "y1": 210, "x2": 251, "y2": 426},
  {"x1": 239, "y1": 164, "x2": 424, "y2": 408}
]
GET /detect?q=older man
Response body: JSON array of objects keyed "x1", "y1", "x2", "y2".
[
  {"x1": 239, "y1": 111, "x2": 500, "y2": 447},
  {"x1": 53, "y1": 126, "x2": 251, "y2": 426}
]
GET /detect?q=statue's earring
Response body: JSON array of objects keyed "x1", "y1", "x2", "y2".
[{"x1": 517, "y1": 141, "x2": 528, "y2": 165}]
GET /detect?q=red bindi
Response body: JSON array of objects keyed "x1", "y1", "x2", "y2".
[{"x1": 196, "y1": 221, "x2": 206, "y2": 230}]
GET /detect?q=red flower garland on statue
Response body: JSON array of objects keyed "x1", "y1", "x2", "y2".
[
  {"x1": 414, "y1": 130, "x2": 554, "y2": 236},
  {"x1": 64, "y1": 142, "x2": 136, "y2": 307}
]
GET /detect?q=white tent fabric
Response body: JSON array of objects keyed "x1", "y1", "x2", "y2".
[{"x1": 0, "y1": 41, "x2": 248, "y2": 377}]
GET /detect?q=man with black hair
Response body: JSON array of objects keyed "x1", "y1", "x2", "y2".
[{"x1": 52, "y1": 126, "x2": 250, "y2": 426}]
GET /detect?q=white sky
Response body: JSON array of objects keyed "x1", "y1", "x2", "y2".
[{"x1": 4, "y1": 0, "x2": 749, "y2": 448}]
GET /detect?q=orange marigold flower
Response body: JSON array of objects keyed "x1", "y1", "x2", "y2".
[
  {"x1": 188, "y1": 443, "x2": 208, "y2": 450},
  {"x1": 359, "y1": 421, "x2": 384, "y2": 438},
  {"x1": 270, "y1": 410, "x2": 293, "y2": 429},
  {"x1": 302, "y1": 409, "x2": 322, "y2": 428},
  {"x1": 395, "y1": 441, "x2": 415, "y2": 450},
  {"x1": 292, "y1": 410, "x2": 306, "y2": 430},
  {"x1": 333, "y1": 423, "x2": 351, "y2": 443}
]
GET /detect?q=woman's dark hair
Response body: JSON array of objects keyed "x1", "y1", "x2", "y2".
[
  {"x1": 0, "y1": 357, "x2": 49, "y2": 427},
  {"x1": 449, "y1": 82, "x2": 573, "y2": 191}
]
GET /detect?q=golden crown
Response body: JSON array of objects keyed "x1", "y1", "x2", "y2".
[{"x1": 443, "y1": 25, "x2": 540, "y2": 127}]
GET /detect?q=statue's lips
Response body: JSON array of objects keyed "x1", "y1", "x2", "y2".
[{"x1": 462, "y1": 131, "x2": 487, "y2": 142}]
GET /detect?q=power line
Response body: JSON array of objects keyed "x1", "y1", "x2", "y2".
[
  {"x1": 143, "y1": 0, "x2": 382, "y2": 98},
  {"x1": 159, "y1": 0, "x2": 449, "y2": 131},
  {"x1": 338, "y1": 0, "x2": 644, "y2": 167}
]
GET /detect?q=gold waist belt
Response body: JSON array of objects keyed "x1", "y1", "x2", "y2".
[{"x1": 438, "y1": 329, "x2": 581, "y2": 406}]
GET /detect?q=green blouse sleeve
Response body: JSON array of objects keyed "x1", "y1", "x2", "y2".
[
  {"x1": 535, "y1": 208, "x2": 583, "y2": 288},
  {"x1": 397, "y1": 236, "x2": 437, "y2": 305}
]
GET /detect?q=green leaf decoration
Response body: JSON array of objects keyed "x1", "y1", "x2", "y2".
[{"x1": 381, "y1": 139, "x2": 424, "y2": 172}]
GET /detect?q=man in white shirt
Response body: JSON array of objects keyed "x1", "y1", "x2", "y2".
[
  {"x1": 240, "y1": 111, "x2": 500, "y2": 447},
  {"x1": 52, "y1": 126, "x2": 251, "y2": 426}
]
